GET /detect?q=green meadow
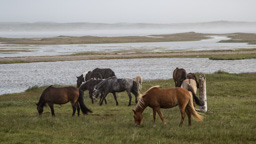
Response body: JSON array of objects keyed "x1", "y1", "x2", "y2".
[{"x1": 0, "y1": 72, "x2": 256, "y2": 144}]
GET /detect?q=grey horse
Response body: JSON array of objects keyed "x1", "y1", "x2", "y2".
[{"x1": 92, "y1": 76, "x2": 138, "y2": 106}]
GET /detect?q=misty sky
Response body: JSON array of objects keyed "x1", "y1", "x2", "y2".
[{"x1": 1, "y1": 0, "x2": 256, "y2": 23}]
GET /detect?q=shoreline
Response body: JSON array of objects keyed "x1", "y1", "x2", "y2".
[
  {"x1": 0, "y1": 49, "x2": 256, "y2": 64},
  {"x1": 1, "y1": 49, "x2": 256, "y2": 64}
]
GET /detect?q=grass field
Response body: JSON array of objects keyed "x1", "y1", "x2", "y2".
[{"x1": 0, "y1": 72, "x2": 256, "y2": 144}]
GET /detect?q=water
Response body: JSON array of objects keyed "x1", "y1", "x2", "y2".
[
  {"x1": 1, "y1": 58, "x2": 255, "y2": 95},
  {"x1": 0, "y1": 36, "x2": 255, "y2": 57}
]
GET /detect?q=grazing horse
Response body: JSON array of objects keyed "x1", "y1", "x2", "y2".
[
  {"x1": 76, "y1": 68, "x2": 116, "y2": 88},
  {"x1": 79, "y1": 79, "x2": 107, "y2": 104},
  {"x1": 173, "y1": 67, "x2": 187, "y2": 87},
  {"x1": 36, "y1": 86, "x2": 92, "y2": 116},
  {"x1": 133, "y1": 86, "x2": 203, "y2": 126},
  {"x1": 93, "y1": 76, "x2": 138, "y2": 106},
  {"x1": 187, "y1": 73, "x2": 199, "y2": 88},
  {"x1": 181, "y1": 79, "x2": 204, "y2": 106},
  {"x1": 133, "y1": 76, "x2": 143, "y2": 92}
]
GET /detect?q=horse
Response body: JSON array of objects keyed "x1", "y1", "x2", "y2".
[
  {"x1": 79, "y1": 79, "x2": 107, "y2": 104},
  {"x1": 173, "y1": 67, "x2": 187, "y2": 87},
  {"x1": 76, "y1": 71, "x2": 89, "y2": 88},
  {"x1": 92, "y1": 76, "x2": 138, "y2": 106},
  {"x1": 133, "y1": 76, "x2": 143, "y2": 92},
  {"x1": 181, "y1": 79, "x2": 204, "y2": 106},
  {"x1": 187, "y1": 73, "x2": 199, "y2": 88},
  {"x1": 76, "y1": 68, "x2": 116, "y2": 88},
  {"x1": 36, "y1": 86, "x2": 92, "y2": 116},
  {"x1": 85, "y1": 68, "x2": 116, "y2": 81},
  {"x1": 132, "y1": 86, "x2": 203, "y2": 127}
]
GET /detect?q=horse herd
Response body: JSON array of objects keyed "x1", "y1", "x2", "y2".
[{"x1": 36, "y1": 67, "x2": 204, "y2": 126}]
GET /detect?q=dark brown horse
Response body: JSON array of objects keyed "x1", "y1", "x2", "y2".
[
  {"x1": 133, "y1": 86, "x2": 203, "y2": 126},
  {"x1": 76, "y1": 68, "x2": 116, "y2": 88},
  {"x1": 36, "y1": 86, "x2": 92, "y2": 116},
  {"x1": 79, "y1": 79, "x2": 107, "y2": 104},
  {"x1": 187, "y1": 73, "x2": 199, "y2": 88},
  {"x1": 173, "y1": 67, "x2": 187, "y2": 87}
]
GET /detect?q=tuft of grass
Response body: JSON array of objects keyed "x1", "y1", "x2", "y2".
[
  {"x1": 209, "y1": 53, "x2": 256, "y2": 60},
  {"x1": 0, "y1": 73, "x2": 256, "y2": 143}
]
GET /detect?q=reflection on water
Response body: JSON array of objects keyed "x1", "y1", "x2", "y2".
[
  {"x1": 0, "y1": 58, "x2": 255, "y2": 95},
  {"x1": 0, "y1": 36, "x2": 255, "y2": 57}
]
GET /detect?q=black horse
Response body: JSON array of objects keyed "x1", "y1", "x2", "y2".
[
  {"x1": 79, "y1": 79, "x2": 107, "y2": 104},
  {"x1": 76, "y1": 68, "x2": 116, "y2": 88},
  {"x1": 92, "y1": 76, "x2": 138, "y2": 106}
]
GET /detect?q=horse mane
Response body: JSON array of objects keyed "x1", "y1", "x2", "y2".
[
  {"x1": 139, "y1": 85, "x2": 159, "y2": 98},
  {"x1": 95, "y1": 78, "x2": 108, "y2": 90}
]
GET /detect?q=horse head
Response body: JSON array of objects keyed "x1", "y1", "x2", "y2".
[
  {"x1": 133, "y1": 110, "x2": 143, "y2": 126},
  {"x1": 92, "y1": 87, "x2": 100, "y2": 100},
  {"x1": 76, "y1": 75, "x2": 84, "y2": 88},
  {"x1": 36, "y1": 103, "x2": 44, "y2": 115}
]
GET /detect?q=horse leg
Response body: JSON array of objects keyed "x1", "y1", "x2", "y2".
[
  {"x1": 48, "y1": 103, "x2": 55, "y2": 116},
  {"x1": 100, "y1": 91, "x2": 108, "y2": 106},
  {"x1": 155, "y1": 107, "x2": 166, "y2": 124},
  {"x1": 112, "y1": 92, "x2": 118, "y2": 106},
  {"x1": 100, "y1": 92, "x2": 107, "y2": 104},
  {"x1": 179, "y1": 104, "x2": 187, "y2": 127},
  {"x1": 131, "y1": 89, "x2": 138, "y2": 104},
  {"x1": 126, "y1": 91, "x2": 132, "y2": 106},
  {"x1": 153, "y1": 108, "x2": 157, "y2": 124},
  {"x1": 72, "y1": 104, "x2": 76, "y2": 116},
  {"x1": 185, "y1": 107, "x2": 191, "y2": 126},
  {"x1": 89, "y1": 90, "x2": 94, "y2": 104},
  {"x1": 102, "y1": 92, "x2": 107, "y2": 104},
  {"x1": 76, "y1": 103, "x2": 80, "y2": 116}
]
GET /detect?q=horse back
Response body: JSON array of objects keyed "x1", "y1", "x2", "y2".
[
  {"x1": 92, "y1": 68, "x2": 115, "y2": 79},
  {"x1": 42, "y1": 86, "x2": 79, "y2": 104},
  {"x1": 144, "y1": 87, "x2": 191, "y2": 108},
  {"x1": 181, "y1": 79, "x2": 197, "y2": 94}
]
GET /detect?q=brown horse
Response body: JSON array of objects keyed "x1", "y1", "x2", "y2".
[
  {"x1": 133, "y1": 86, "x2": 203, "y2": 126},
  {"x1": 133, "y1": 76, "x2": 143, "y2": 92},
  {"x1": 36, "y1": 86, "x2": 92, "y2": 116},
  {"x1": 187, "y1": 73, "x2": 199, "y2": 88},
  {"x1": 181, "y1": 79, "x2": 204, "y2": 106},
  {"x1": 173, "y1": 68, "x2": 187, "y2": 87}
]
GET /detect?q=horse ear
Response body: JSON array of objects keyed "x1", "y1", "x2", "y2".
[
  {"x1": 132, "y1": 109, "x2": 136, "y2": 114},
  {"x1": 36, "y1": 103, "x2": 38, "y2": 106}
]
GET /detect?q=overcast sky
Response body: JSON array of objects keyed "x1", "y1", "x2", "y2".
[{"x1": 1, "y1": 0, "x2": 256, "y2": 23}]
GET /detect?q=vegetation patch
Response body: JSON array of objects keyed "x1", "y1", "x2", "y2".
[{"x1": 0, "y1": 73, "x2": 256, "y2": 143}]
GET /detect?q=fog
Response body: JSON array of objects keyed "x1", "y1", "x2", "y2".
[
  {"x1": 0, "y1": 21, "x2": 256, "y2": 38},
  {"x1": 1, "y1": 0, "x2": 256, "y2": 24}
]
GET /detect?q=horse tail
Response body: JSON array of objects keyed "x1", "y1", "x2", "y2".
[
  {"x1": 78, "y1": 90, "x2": 92, "y2": 114},
  {"x1": 188, "y1": 84, "x2": 204, "y2": 106},
  {"x1": 187, "y1": 94, "x2": 203, "y2": 121}
]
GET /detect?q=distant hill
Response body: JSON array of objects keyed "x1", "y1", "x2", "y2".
[{"x1": 0, "y1": 21, "x2": 256, "y2": 31}]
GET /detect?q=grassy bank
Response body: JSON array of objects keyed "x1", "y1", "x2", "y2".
[
  {"x1": 220, "y1": 33, "x2": 256, "y2": 44},
  {"x1": 0, "y1": 32, "x2": 209, "y2": 45},
  {"x1": 1, "y1": 49, "x2": 256, "y2": 64},
  {"x1": 0, "y1": 72, "x2": 256, "y2": 143}
]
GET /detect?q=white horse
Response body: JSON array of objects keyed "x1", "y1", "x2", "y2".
[
  {"x1": 133, "y1": 76, "x2": 143, "y2": 92},
  {"x1": 181, "y1": 79, "x2": 204, "y2": 106}
]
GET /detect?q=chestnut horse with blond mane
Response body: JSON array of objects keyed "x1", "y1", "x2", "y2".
[{"x1": 133, "y1": 86, "x2": 203, "y2": 126}]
